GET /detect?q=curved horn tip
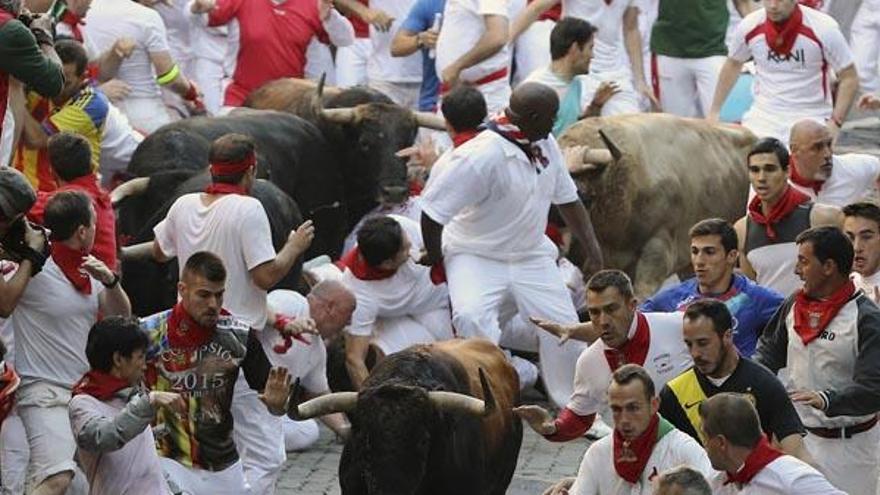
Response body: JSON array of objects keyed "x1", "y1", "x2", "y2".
[{"x1": 317, "y1": 73, "x2": 326, "y2": 98}]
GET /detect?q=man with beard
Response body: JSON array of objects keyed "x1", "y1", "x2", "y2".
[
  {"x1": 786, "y1": 119, "x2": 880, "y2": 208},
  {"x1": 755, "y1": 226, "x2": 880, "y2": 494},
  {"x1": 658, "y1": 299, "x2": 811, "y2": 463},
  {"x1": 844, "y1": 202, "x2": 880, "y2": 303}
]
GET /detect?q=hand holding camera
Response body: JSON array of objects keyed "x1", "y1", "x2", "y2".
[{"x1": 18, "y1": 9, "x2": 56, "y2": 46}]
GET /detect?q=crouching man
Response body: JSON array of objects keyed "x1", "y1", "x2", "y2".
[{"x1": 69, "y1": 317, "x2": 186, "y2": 494}]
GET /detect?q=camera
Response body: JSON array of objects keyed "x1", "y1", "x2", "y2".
[
  {"x1": 0, "y1": 217, "x2": 49, "y2": 271},
  {"x1": 17, "y1": 8, "x2": 56, "y2": 45}
]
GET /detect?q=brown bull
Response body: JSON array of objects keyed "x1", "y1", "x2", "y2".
[
  {"x1": 560, "y1": 114, "x2": 756, "y2": 297},
  {"x1": 291, "y1": 338, "x2": 522, "y2": 495}
]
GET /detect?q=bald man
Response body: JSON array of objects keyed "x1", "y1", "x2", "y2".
[
  {"x1": 419, "y1": 83, "x2": 602, "y2": 408},
  {"x1": 787, "y1": 119, "x2": 880, "y2": 208}
]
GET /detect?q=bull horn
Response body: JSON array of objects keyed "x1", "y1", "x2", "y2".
[
  {"x1": 290, "y1": 391, "x2": 358, "y2": 420},
  {"x1": 428, "y1": 368, "x2": 497, "y2": 417},
  {"x1": 110, "y1": 177, "x2": 150, "y2": 206},
  {"x1": 320, "y1": 107, "x2": 360, "y2": 125},
  {"x1": 412, "y1": 111, "x2": 447, "y2": 130},
  {"x1": 583, "y1": 149, "x2": 613, "y2": 164}
]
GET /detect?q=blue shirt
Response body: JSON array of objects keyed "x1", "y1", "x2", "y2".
[
  {"x1": 640, "y1": 273, "x2": 784, "y2": 358},
  {"x1": 401, "y1": 0, "x2": 444, "y2": 111}
]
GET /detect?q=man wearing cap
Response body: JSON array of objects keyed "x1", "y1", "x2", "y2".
[
  {"x1": 123, "y1": 133, "x2": 315, "y2": 494},
  {"x1": 0, "y1": 168, "x2": 48, "y2": 318}
]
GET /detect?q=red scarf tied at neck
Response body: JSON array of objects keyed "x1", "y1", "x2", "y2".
[
  {"x1": 487, "y1": 114, "x2": 549, "y2": 169},
  {"x1": 51, "y1": 242, "x2": 91, "y2": 294},
  {"x1": 60, "y1": 10, "x2": 85, "y2": 43},
  {"x1": 788, "y1": 156, "x2": 825, "y2": 195},
  {"x1": 725, "y1": 435, "x2": 784, "y2": 486},
  {"x1": 747, "y1": 185, "x2": 810, "y2": 241},
  {"x1": 168, "y1": 302, "x2": 227, "y2": 348},
  {"x1": 765, "y1": 4, "x2": 804, "y2": 57},
  {"x1": 604, "y1": 312, "x2": 650, "y2": 371},
  {"x1": 451, "y1": 129, "x2": 481, "y2": 149},
  {"x1": 338, "y1": 247, "x2": 396, "y2": 281},
  {"x1": 613, "y1": 414, "x2": 674, "y2": 484},
  {"x1": 72, "y1": 370, "x2": 131, "y2": 400},
  {"x1": 793, "y1": 280, "x2": 855, "y2": 345},
  {"x1": 205, "y1": 152, "x2": 255, "y2": 195}
]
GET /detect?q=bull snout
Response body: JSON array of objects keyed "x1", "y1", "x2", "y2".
[{"x1": 380, "y1": 185, "x2": 409, "y2": 205}]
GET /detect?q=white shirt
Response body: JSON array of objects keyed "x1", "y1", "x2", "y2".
[
  {"x1": 69, "y1": 394, "x2": 171, "y2": 495},
  {"x1": 85, "y1": 0, "x2": 173, "y2": 99},
  {"x1": 853, "y1": 270, "x2": 880, "y2": 304},
  {"x1": 560, "y1": 0, "x2": 635, "y2": 78},
  {"x1": 155, "y1": 1, "x2": 194, "y2": 69},
  {"x1": 263, "y1": 291, "x2": 329, "y2": 394},
  {"x1": 710, "y1": 455, "x2": 844, "y2": 494},
  {"x1": 523, "y1": 67, "x2": 604, "y2": 116},
  {"x1": 10, "y1": 258, "x2": 104, "y2": 387},
  {"x1": 100, "y1": 104, "x2": 144, "y2": 188},
  {"x1": 154, "y1": 193, "x2": 277, "y2": 328},
  {"x1": 420, "y1": 130, "x2": 579, "y2": 260},
  {"x1": 790, "y1": 154, "x2": 880, "y2": 208},
  {"x1": 343, "y1": 215, "x2": 450, "y2": 337},
  {"x1": 435, "y1": 0, "x2": 523, "y2": 82},
  {"x1": 568, "y1": 312, "x2": 692, "y2": 417},
  {"x1": 570, "y1": 427, "x2": 714, "y2": 495},
  {"x1": 368, "y1": 0, "x2": 423, "y2": 82},
  {"x1": 729, "y1": 6, "x2": 854, "y2": 115}
]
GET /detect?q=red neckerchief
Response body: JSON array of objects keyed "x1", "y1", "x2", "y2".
[
  {"x1": 613, "y1": 413, "x2": 661, "y2": 484},
  {"x1": 60, "y1": 10, "x2": 85, "y2": 43},
  {"x1": 793, "y1": 280, "x2": 856, "y2": 345},
  {"x1": 50, "y1": 242, "x2": 91, "y2": 294},
  {"x1": 451, "y1": 129, "x2": 481, "y2": 148},
  {"x1": 725, "y1": 435, "x2": 784, "y2": 486},
  {"x1": 788, "y1": 156, "x2": 824, "y2": 194},
  {"x1": 764, "y1": 4, "x2": 804, "y2": 57},
  {"x1": 338, "y1": 247, "x2": 396, "y2": 281},
  {"x1": 747, "y1": 185, "x2": 810, "y2": 241},
  {"x1": 204, "y1": 182, "x2": 248, "y2": 195},
  {"x1": 71, "y1": 370, "x2": 130, "y2": 400},
  {"x1": 604, "y1": 312, "x2": 650, "y2": 370},
  {"x1": 67, "y1": 174, "x2": 111, "y2": 210},
  {"x1": 0, "y1": 362, "x2": 20, "y2": 427},
  {"x1": 168, "y1": 302, "x2": 225, "y2": 348},
  {"x1": 487, "y1": 114, "x2": 549, "y2": 169}
]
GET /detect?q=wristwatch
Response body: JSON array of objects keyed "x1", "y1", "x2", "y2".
[{"x1": 102, "y1": 273, "x2": 121, "y2": 289}]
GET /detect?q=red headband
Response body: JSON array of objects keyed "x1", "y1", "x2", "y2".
[{"x1": 210, "y1": 152, "x2": 256, "y2": 177}]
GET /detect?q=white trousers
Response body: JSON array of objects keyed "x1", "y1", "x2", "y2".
[
  {"x1": 192, "y1": 57, "x2": 228, "y2": 116},
  {"x1": 445, "y1": 252, "x2": 586, "y2": 408},
  {"x1": 231, "y1": 373, "x2": 285, "y2": 495},
  {"x1": 804, "y1": 426, "x2": 880, "y2": 495},
  {"x1": 513, "y1": 20, "x2": 554, "y2": 86},
  {"x1": 368, "y1": 80, "x2": 421, "y2": 110},
  {"x1": 742, "y1": 105, "x2": 828, "y2": 146},
  {"x1": 336, "y1": 38, "x2": 372, "y2": 88},
  {"x1": 372, "y1": 308, "x2": 454, "y2": 356},
  {"x1": 652, "y1": 54, "x2": 726, "y2": 117},
  {"x1": 161, "y1": 458, "x2": 249, "y2": 495},
  {"x1": 581, "y1": 72, "x2": 641, "y2": 116},
  {"x1": 282, "y1": 417, "x2": 320, "y2": 452},
  {"x1": 851, "y1": 0, "x2": 880, "y2": 95},
  {"x1": 1, "y1": 412, "x2": 28, "y2": 495},
  {"x1": 305, "y1": 40, "x2": 337, "y2": 86},
  {"x1": 117, "y1": 96, "x2": 176, "y2": 134}
]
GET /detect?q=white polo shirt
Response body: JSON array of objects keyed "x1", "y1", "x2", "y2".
[
  {"x1": 264, "y1": 291, "x2": 329, "y2": 394},
  {"x1": 154, "y1": 193, "x2": 277, "y2": 329},
  {"x1": 561, "y1": 0, "x2": 635, "y2": 78},
  {"x1": 420, "y1": 130, "x2": 580, "y2": 261},
  {"x1": 568, "y1": 311, "x2": 693, "y2": 417},
  {"x1": 10, "y1": 258, "x2": 104, "y2": 388},
  {"x1": 790, "y1": 154, "x2": 880, "y2": 208},
  {"x1": 342, "y1": 215, "x2": 450, "y2": 337},
  {"x1": 368, "y1": 0, "x2": 423, "y2": 83},
  {"x1": 729, "y1": 6, "x2": 853, "y2": 116},
  {"x1": 710, "y1": 455, "x2": 845, "y2": 494},
  {"x1": 435, "y1": 0, "x2": 522, "y2": 82},
  {"x1": 85, "y1": 0, "x2": 172, "y2": 99},
  {"x1": 570, "y1": 426, "x2": 714, "y2": 495}
]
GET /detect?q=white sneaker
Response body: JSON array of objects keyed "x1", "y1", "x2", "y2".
[
  {"x1": 506, "y1": 353, "x2": 539, "y2": 391},
  {"x1": 586, "y1": 417, "x2": 612, "y2": 440}
]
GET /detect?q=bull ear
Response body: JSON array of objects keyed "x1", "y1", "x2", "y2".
[
  {"x1": 598, "y1": 128, "x2": 623, "y2": 162},
  {"x1": 478, "y1": 368, "x2": 496, "y2": 416},
  {"x1": 311, "y1": 73, "x2": 327, "y2": 116}
]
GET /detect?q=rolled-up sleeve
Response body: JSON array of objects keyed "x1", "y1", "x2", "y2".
[{"x1": 69, "y1": 394, "x2": 155, "y2": 453}]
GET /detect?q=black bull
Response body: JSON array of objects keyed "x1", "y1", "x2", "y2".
[{"x1": 292, "y1": 339, "x2": 523, "y2": 495}]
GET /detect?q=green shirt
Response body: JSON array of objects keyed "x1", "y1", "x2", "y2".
[
  {"x1": 650, "y1": 0, "x2": 730, "y2": 59},
  {"x1": 0, "y1": 18, "x2": 64, "y2": 98}
]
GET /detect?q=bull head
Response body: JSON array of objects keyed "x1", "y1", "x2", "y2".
[{"x1": 291, "y1": 368, "x2": 497, "y2": 420}]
